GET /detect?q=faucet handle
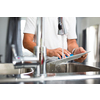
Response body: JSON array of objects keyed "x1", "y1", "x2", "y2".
[
  {"x1": 58, "y1": 17, "x2": 67, "y2": 35},
  {"x1": 11, "y1": 44, "x2": 18, "y2": 59},
  {"x1": 58, "y1": 22, "x2": 62, "y2": 30}
]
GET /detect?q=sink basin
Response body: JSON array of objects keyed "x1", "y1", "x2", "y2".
[
  {"x1": 0, "y1": 63, "x2": 100, "y2": 83},
  {"x1": 0, "y1": 63, "x2": 100, "y2": 76},
  {"x1": 46, "y1": 63, "x2": 100, "y2": 73}
]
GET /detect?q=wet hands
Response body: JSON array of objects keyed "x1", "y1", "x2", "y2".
[
  {"x1": 47, "y1": 48, "x2": 71, "y2": 59},
  {"x1": 73, "y1": 47, "x2": 87, "y2": 63},
  {"x1": 47, "y1": 47, "x2": 87, "y2": 63}
]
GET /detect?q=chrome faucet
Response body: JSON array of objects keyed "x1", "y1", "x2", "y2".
[
  {"x1": 58, "y1": 17, "x2": 67, "y2": 35},
  {"x1": 58, "y1": 17, "x2": 67, "y2": 59},
  {"x1": 11, "y1": 17, "x2": 47, "y2": 77}
]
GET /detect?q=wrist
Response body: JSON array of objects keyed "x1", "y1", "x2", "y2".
[
  {"x1": 46, "y1": 49, "x2": 53, "y2": 57},
  {"x1": 46, "y1": 49, "x2": 49, "y2": 56}
]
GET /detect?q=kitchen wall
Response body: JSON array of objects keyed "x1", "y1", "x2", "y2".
[
  {"x1": 0, "y1": 17, "x2": 9, "y2": 63},
  {"x1": 76, "y1": 17, "x2": 100, "y2": 47}
]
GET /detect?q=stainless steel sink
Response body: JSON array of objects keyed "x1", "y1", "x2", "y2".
[
  {"x1": 46, "y1": 63, "x2": 100, "y2": 73},
  {"x1": 0, "y1": 63, "x2": 100, "y2": 75},
  {"x1": 0, "y1": 63, "x2": 100, "y2": 83}
]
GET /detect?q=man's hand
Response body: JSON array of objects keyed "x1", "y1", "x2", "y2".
[
  {"x1": 47, "y1": 48, "x2": 71, "y2": 59},
  {"x1": 73, "y1": 47, "x2": 87, "y2": 63}
]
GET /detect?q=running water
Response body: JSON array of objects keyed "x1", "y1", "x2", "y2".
[{"x1": 62, "y1": 35, "x2": 64, "y2": 59}]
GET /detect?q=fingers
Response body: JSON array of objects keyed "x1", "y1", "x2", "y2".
[
  {"x1": 57, "y1": 54, "x2": 61, "y2": 59},
  {"x1": 58, "y1": 48, "x2": 71, "y2": 56},
  {"x1": 74, "y1": 55, "x2": 87, "y2": 63},
  {"x1": 54, "y1": 48, "x2": 71, "y2": 59},
  {"x1": 79, "y1": 47, "x2": 86, "y2": 53},
  {"x1": 64, "y1": 49, "x2": 71, "y2": 56},
  {"x1": 81, "y1": 53, "x2": 87, "y2": 58},
  {"x1": 74, "y1": 47, "x2": 86, "y2": 55},
  {"x1": 55, "y1": 51, "x2": 65, "y2": 59},
  {"x1": 79, "y1": 47, "x2": 88, "y2": 61},
  {"x1": 59, "y1": 48, "x2": 71, "y2": 57},
  {"x1": 57, "y1": 50, "x2": 66, "y2": 58},
  {"x1": 55, "y1": 50, "x2": 65, "y2": 59},
  {"x1": 74, "y1": 47, "x2": 87, "y2": 62}
]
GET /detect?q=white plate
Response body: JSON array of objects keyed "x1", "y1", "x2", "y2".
[{"x1": 48, "y1": 51, "x2": 90, "y2": 65}]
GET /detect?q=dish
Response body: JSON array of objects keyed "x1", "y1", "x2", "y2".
[{"x1": 48, "y1": 51, "x2": 90, "y2": 65}]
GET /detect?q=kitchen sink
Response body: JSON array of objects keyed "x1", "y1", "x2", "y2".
[
  {"x1": 0, "y1": 63, "x2": 100, "y2": 75},
  {"x1": 46, "y1": 63, "x2": 100, "y2": 73},
  {"x1": 0, "y1": 63, "x2": 100, "y2": 83}
]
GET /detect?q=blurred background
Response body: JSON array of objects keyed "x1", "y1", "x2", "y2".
[{"x1": 0, "y1": 17, "x2": 100, "y2": 64}]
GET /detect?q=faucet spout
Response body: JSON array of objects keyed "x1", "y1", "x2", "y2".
[
  {"x1": 12, "y1": 17, "x2": 47, "y2": 77},
  {"x1": 58, "y1": 17, "x2": 67, "y2": 59},
  {"x1": 58, "y1": 17, "x2": 67, "y2": 35}
]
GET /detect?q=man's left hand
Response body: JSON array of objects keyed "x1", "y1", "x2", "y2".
[{"x1": 73, "y1": 47, "x2": 87, "y2": 63}]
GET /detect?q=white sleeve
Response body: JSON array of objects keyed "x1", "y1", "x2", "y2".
[
  {"x1": 23, "y1": 17, "x2": 37, "y2": 34},
  {"x1": 65, "y1": 17, "x2": 77, "y2": 39}
]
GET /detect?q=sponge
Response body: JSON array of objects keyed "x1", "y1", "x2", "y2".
[{"x1": 58, "y1": 54, "x2": 73, "y2": 59}]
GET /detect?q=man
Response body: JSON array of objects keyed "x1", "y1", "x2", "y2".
[{"x1": 23, "y1": 17, "x2": 87, "y2": 63}]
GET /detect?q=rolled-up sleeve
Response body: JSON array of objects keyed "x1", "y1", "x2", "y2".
[
  {"x1": 23, "y1": 17, "x2": 37, "y2": 34},
  {"x1": 65, "y1": 17, "x2": 77, "y2": 39}
]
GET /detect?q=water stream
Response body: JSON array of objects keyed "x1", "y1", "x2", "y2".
[{"x1": 62, "y1": 35, "x2": 64, "y2": 59}]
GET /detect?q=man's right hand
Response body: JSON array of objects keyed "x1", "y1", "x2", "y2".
[{"x1": 47, "y1": 48, "x2": 71, "y2": 59}]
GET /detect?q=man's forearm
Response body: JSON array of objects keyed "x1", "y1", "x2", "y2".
[
  {"x1": 23, "y1": 39, "x2": 36, "y2": 53},
  {"x1": 23, "y1": 33, "x2": 36, "y2": 53}
]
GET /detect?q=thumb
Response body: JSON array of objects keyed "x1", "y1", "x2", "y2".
[{"x1": 79, "y1": 47, "x2": 86, "y2": 53}]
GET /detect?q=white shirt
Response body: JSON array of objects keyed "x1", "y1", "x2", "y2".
[{"x1": 23, "y1": 17, "x2": 77, "y2": 61}]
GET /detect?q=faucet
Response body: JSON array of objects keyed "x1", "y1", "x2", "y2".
[
  {"x1": 11, "y1": 17, "x2": 67, "y2": 77},
  {"x1": 58, "y1": 17, "x2": 67, "y2": 35},
  {"x1": 11, "y1": 17, "x2": 47, "y2": 77},
  {"x1": 58, "y1": 17, "x2": 67, "y2": 58}
]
